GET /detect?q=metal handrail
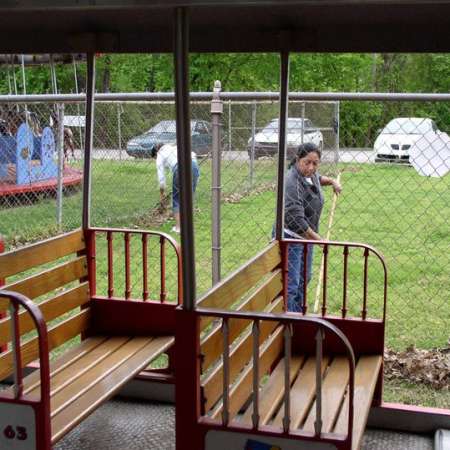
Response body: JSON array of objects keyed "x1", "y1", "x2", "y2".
[
  {"x1": 281, "y1": 239, "x2": 388, "y2": 323},
  {"x1": 89, "y1": 227, "x2": 183, "y2": 305},
  {"x1": 196, "y1": 306, "x2": 356, "y2": 445},
  {"x1": 0, "y1": 290, "x2": 50, "y2": 405}
]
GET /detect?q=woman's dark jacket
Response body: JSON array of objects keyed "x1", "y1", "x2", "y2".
[{"x1": 284, "y1": 167, "x2": 324, "y2": 235}]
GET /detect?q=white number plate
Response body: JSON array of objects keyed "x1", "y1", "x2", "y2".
[{"x1": 0, "y1": 402, "x2": 36, "y2": 449}]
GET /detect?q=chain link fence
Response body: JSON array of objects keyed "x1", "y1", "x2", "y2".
[{"x1": 0, "y1": 92, "x2": 449, "y2": 354}]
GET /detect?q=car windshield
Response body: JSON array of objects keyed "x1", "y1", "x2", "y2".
[
  {"x1": 382, "y1": 119, "x2": 431, "y2": 135},
  {"x1": 146, "y1": 120, "x2": 196, "y2": 134},
  {"x1": 263, "y1": 119, "x2": 311, "y2": 133}
]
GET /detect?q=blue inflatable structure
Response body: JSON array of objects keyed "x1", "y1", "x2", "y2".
[{"x1": 0, "y1": 123, "x2": 57, "y2": 185}]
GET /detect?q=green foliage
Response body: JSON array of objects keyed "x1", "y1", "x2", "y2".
[{"x1": 0, "y1": 53, "x2": 448, "y2": 147}]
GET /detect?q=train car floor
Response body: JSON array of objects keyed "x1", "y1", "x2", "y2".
[{"x1": 53, "y1": 398, "x2": 434, "y2": 450}]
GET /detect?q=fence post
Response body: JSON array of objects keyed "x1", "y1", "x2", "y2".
[
  {"x1": 211, "y1": 80, "x2": 223, "y2": 285},
  {"x1": 0, "y1": 235, "x2": 6, "y2": 353},
  {"x1": 301, "y1": 101, "x2": 305, "y2": 144},
  {"x1": 56, "y1": 103, "x2": 64, "y2": 231},
  {"x1": 228, "y1": 99, "x2": 232, "y2": 152},
  {"x1": 117, "y1": 103, "x2": 123, "y2": 160},
  {"x1": 334, "y1": 101, "x2": 340, "y2": 164},
  {"x1": 249, "y1": 101, "x2": 256, "y2": 188}
]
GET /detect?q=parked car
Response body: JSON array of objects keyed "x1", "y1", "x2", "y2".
[
  {"x1": 247, "y1": 118, "x2": 324, "y2": 159},
  {"x1": 126, "y1": 120, "x2": 212, "y2": 158},
  {"x1": 374, "y1": 117, "x2": 442, "y2": 163}
]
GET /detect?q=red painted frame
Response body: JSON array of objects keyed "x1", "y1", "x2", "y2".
[
  {"x1": 176, "y1": 238, "x2": 388, "y2": 450},
  {"x1": 0, "y1": 291, "x2": 51, "y2": 450},
  {"x1": 0, "y1": 235, "x2": 6, "y2": 353}
]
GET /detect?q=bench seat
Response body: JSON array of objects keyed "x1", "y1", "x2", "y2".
[
  {"x1": 240, "y1": 354, "x2": 382, "y2": 450},
  {"x1": 5, "y1": 334, "x2": 174, "y2": 443}
]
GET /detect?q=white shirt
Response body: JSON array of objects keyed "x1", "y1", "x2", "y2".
[{"x1": 156, "y1": 143, "x2": 197, "y2": 188}]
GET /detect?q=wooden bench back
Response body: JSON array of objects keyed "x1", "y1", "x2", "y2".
[
  {"x1": 0, "y1": 229, "x2": 90, "y2": 381},
  {"x1": 197, "y1": 241, "x2": 284, "y2": 416}
]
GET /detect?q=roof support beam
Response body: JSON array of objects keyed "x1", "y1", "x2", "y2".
[
  {"x1": 174, "y1": 7, "x2": 197, "y2": 311},
  {"x1": 82, "y1": 52, "x2": 95, "y2": 229},
  {"x1": 275, "y1": 50, "x2": 290, "y2": 241}
]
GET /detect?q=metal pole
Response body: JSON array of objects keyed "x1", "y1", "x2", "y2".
[
  {"x1": 73, "y1": 56, "x2": 83, "y2": 156},
  {"x1": 117, "y1": 103, "x2": 123, "y2": 160},
  {"x1": 334, "y1": 101, "x2": 340, "y2": 164},
  {"x1": 82, "y1": 53, "x2": 96, "y2": 230},
  {"x1": 174, "y1": 7, "x2": 196, "y2": 312},
  {"x1": 56, "y1": 104, "x2": 64, "y2": 230},
  {"x1": 49, "y1": 54, "x2": 58, "y2": 95},
  {"x1": 211, "y1": 80, "x2": 223, "y2": 285},
  {"x1": 249, "y1": 101, "x2": 256, "y2": 189},
  {"x1": 301, "y1": 101, "x2": 305, "y2": 144},
  {"x1": 6, "y1": 65, "x2": 12, "y2": 95},
  {"x1": 228, "y1": 100, "x2": 231, "y2": 152},
  {"x1": 275, "y1": 51, "x2": 290, "y2": 240},
  {"x1": 12, "y1": 62, "x2": 18, "y2": 95},
  {"x1": 11, "y1": 59, "x2": 19, "y2": 112},
  {"x1": 20, "y1": 55, "x2": 28, "y2": 119}
]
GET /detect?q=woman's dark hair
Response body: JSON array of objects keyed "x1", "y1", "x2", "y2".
[
  {"x1": 150, "y1": 142, "x2": 164, "y2": 158},
  {"x1": 289, "y1": 142, "x2": 321, "y2": 168}
]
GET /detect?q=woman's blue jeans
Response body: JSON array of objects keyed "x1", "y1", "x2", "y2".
[
  {"x1": 286, "y1": 240, "x2": 314, "y2": 312},
  {"x1": 172, "y1": 161, "x2": 200, "y2": 213}
]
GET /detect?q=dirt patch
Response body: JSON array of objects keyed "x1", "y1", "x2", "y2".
[
  {"x1": 223, "y1": 182, "x2": 276, "y2": 204},
  {"x1": 384, "y1": 344, "x2": 450, "y2": 390}
]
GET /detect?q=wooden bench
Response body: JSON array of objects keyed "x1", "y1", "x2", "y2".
[
  {"x1": 177, "y1": 239, "x2": 387, "y2": 450},
  {"x1": 0, "y1": 228, "x2": 179, "y2": 450}
]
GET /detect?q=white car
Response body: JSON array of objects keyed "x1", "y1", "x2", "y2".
[
  {"x1": 374, "y1": 117, "x2": 442, "y2": 163},
  {"x1": 248, "y1": 118, "x2": 324, "y2": 159}
]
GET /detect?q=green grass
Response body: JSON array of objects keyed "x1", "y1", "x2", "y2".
[
  {"x1": 1, "y1": 159, "x2": 449, "y2": 352},
  {"x1": 384, "y1": 379, "x2": 450, "y2": 409},
  {"x1": 1, "y1": 158, "x2": 449, "y2": 407}
]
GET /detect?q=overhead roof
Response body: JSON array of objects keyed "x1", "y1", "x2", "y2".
[{"x1": 0, "y1": 1, "x2": 449, "y2": 53}]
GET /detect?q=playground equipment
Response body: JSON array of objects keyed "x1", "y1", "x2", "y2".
[
  {"x1": 0, "y1": 122, "x2": 82, "y2": 198},
  {"x1": 0, "y1": 227, "x2": 180, "y2": 449},
  {"x1": 0, "y1": 2, "x2": 449, "y2": 450},
  {"x1": 176, "y1": 239, "x2": 387, "y2": 450}
]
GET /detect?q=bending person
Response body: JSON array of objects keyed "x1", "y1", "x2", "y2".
[
  {"x1": 152, "y1": 142, "x2": 200, "y2": 233},
  {"x1": 284, "y1": 142, "x2": 342, "y2": 312}
]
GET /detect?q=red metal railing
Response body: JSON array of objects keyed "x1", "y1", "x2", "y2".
[
  {"x1": 0, "y1": 235, "x2": 6, "y2": 353},
  {"x1": 88, "y1": 227, "x2": 182, "y2": 304},
  {"x1": 196, "y1": 307, "x2": 356, "y2": 448},
  {"x1": 280, "y1": 239, "x2": 388, "y2": 322},
  {"x1": 0, "y1": 291, "x2": 51, "y2": 427}
]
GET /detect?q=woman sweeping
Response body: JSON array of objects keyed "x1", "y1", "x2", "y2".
[{"x1": 284, "y1": 142, "x2": 342, "y2": 312}]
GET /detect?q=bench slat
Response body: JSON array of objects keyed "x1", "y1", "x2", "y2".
[
  {"x1": 200, "y1": 271, "x2": 283, "y2": 370},
  {"x1": 50, "y1": 336, "x2": 154, "y2": 416},
  {"x1": 0, "y1": 229, "x2": 85, "y2": 279},
  {"x1": 202, "y1": 297, "x2": 283, "y2": 412},
  {"x1": 333, "y1": 355, "x2": 382, "y2": 450},
  {"x1": 28, "y1": 337, "x2": 131, "y2": 398},
  {"x1": 241, "y1": 356, "x2": 303, "y2": 426},
  {"x1": 19, "y1": 337, "x2": 108, "y2": 395},
  {"x1": 197, "y1": 242, "x2": 281, "y2": 312},
  {"x1": 303, "y1": 356, "x2": 349, "y2": 433},
  {"x1": 0, "y1": 283, "x2": 89, "y2": 345},
  {"x1": 211, "y1": 325, "x2": 284, "y2": 421},
  {"x1": 272, "y1": 355, "x2": 330, "y2": 429},
  {"x1": 1, "y1": 256, "x2": 87, "y2": 305},
  {"x1": 0, "y1": 309, "x2": 90, "y2": 381},
  {"x1": 50, "y1": 335, "x2": 174, "y2": 443}
]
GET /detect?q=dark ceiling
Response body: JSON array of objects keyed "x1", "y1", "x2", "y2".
[{"x1": 0, "y1": 1, "x2": 449, "y2": 53}]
